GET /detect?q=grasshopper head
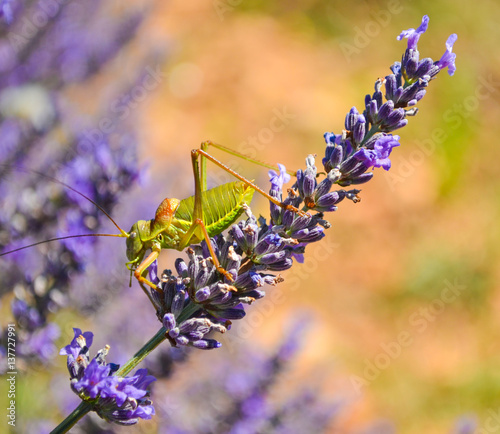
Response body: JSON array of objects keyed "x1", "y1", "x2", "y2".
[
  {"x1": 126, "y1": 220, "x2": 149, "y2": 262},
  {"x1": 126, "y1": 198, "x2": 180, "y2": 264}
]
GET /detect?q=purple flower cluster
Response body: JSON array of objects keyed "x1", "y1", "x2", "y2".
[
  {"x1": 0, "y1": 3, "x2": 148, "y2": 364},
  {"x1": 156, "y1": 318, "x2": 341, "y2": 433},
  {"x1": 60, "y1": 328, "x2": 156, "y2": 425},
  {"x1": 323, "y1": 15, "x2": 456, "y2": 185},
  {"x1": 216, "y1": 320, "x2": 339, "y2": 433},
  {"x1": 139, "y1": 15, "x2": 456, "y2": 351}
]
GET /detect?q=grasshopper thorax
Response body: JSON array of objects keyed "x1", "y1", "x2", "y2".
[{"x1": 125, "y1": 198, "x2": 181, "y2": 263}]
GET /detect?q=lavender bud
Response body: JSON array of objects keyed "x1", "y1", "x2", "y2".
[
  {"x1": 175, "y1": 336, "x2": 190, "y2": 346},
  {"x1": 415, "y1": 57, "x2": 434, "y2": 78},
  {"x1": 378, "y1": 101, "x2": 394, "y2": 120},
  {"x1": 229, "y1": 224, "x2": 246, "y2": 249},
  {"x1": 194, "y1": 260, "x2": 212, "y2": 289},
  {"x1": 175, "y1": 258, "x2": 189, "y2": 278},
  {"x1": 350, "y1": 172, "x2": 374, "y2": 185},
  {"x1": 255, "y1": 233, "x2": 283, "y2": 256},
  {"x1": 192, "y1": 339, "x2": 221, "y2": 350},
  {"x1": 316, "y1": 192, "x2": 341, "y2": 208},
  {"x1": 168, "y1": 328, "x2": 180, "y2": 338},
  {"x1": 282, "y1": 210, "x2": 294, "y2": 228},
  {"x1": 266, "y1": 258, "x2": 294, "y2": 271},
  {"x1": 339, "y1": 155, "x2": 359, "y2": 174},
  {"x1": 195, "y1": 287, "x2": 211, "y2": 302},
  {"x1": 385, "y1": 74, "x2": 397, "y2": 100},
  {"x1": 352, "y1": 114, "x2": 366, "y2": 145},
  {"x1": 258, "y1": 250, "x2": 288, "y2": 265},
  {"x1": 295, "y1": 169, "x2": 305, "y2": 197},
  {"x1": 289, "y1": 214, "x2": 313, "y2": 232},
  {"x1": 294, "y1": 226, "x2": 325, "y2": 243},
  {"x1": 302, "y1": 171, "x2": 316, "y2": 197},
  {"x1": 179, "y1": 318, "x2": 210, "y2": 334},
  {"x1": 243, "y1": 223, "x2": 259, "y2": 251},
  {"x1": 314, "y1": 177, "x2": 333, "y2": 201},
  {"x1": 171, "y1": 290, "x2": 186, "y2": 318},
  {"x1": 163, "y1": 313, "x2": 176, "y2": 331},
  {"x1": 344, "y1": 106, "x2": 359, "y2": 130}
]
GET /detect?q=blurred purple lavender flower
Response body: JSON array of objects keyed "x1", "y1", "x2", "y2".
[
  {"x1": 452, "y1": 416, "x2": 477, "y2": 434},
  {"x1": 156, "y1": 317, "x2": 342, "y2": 433},
  {"x1": 60, "y1": 328, "x2": 156, "y2": 426},
  {"x1": 0, "y1": 0, "x2": 13, "y2": 24},
  {"x1": 0, "y1": 2, "x2": 151, "y2": 366}
]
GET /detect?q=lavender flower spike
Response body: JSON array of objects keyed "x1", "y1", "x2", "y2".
[
  {"x1": 122, "y1": 15, "x2": 457, "y2": 354},
  {"x1": 60, "y1": 329, "x2": 156, "y2": 426}
]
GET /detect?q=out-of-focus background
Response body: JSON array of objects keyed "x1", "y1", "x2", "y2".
[{"x1": 1, "y1": 0, "x2": 499, "y2": 432}]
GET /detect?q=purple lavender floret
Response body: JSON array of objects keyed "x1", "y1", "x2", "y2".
[
  {"x1": 436, "y1": 34, "x2": 458, "y2": 76},
  {"x1": 397, "y1": 15, "x2": 430, "y2": 51},
  {"x1": 60, "y1": 328, "x2": 156, "y2": 426},
  {"x1": 269, "y1": 163, "x2": 291, "y2": 191},
  {"x1": 354, "y1": 135, "x2": 401, "y2": 171}
]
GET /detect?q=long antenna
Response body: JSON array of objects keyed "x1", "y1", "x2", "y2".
[
  {"x1": 1, "y1": 165, "x2": 129, "y2": 237},
  {"x1": 0, "y1": 233, "x2": 126, "y2": 257}
]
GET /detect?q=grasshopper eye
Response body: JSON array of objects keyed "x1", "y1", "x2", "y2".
[{"x1": 130, "y1": 232, "x2": 137, "y2": 239}]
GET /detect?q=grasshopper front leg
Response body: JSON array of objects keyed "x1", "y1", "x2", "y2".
[{"x1": 133, "y1": 249, "x2": 162, "y2": 293}]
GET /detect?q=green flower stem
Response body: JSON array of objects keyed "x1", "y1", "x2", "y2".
[
  {"x1": 50, "y1": 401, "x2": 93, "y2": 434},
  {"x1": 116, "y1": 326, "x2": 167, "y2": 376},
  {"x1": 177, "y1": 301, "x2": 202, "y2": 324}
]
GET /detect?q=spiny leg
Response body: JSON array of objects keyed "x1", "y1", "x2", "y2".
[
  {"x1": 180, "y1": 151, "x2": 234, "y2": 281},
  {"x1": 200, "y1": 140, "x2": 297, "y2": 178},
  {"x1": 194, "y1": 146, "x2": 306, "y2": 216},
  {"x1": 133, "y1": 253, "x2": 165, "y2": 313},
  {"x1": 178, "y1": 218, "x2": 234, "y2": 282},
  {"x1": 133, "y1": 249, "x2": 163, "y2": 294}
]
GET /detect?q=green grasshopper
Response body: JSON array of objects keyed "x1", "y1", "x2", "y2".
[
  {"x1": 125, "y1": 141, "x2": 302, "y2": 292},
  {"x1": 1, "y1": 141, "x2": 300, "y2": 293}
]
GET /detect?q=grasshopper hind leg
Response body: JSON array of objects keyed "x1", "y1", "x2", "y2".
[
  {"x1": 194, "y1": 145, "x2": 306, "y2": 217},
  {"x1": 179, "y1": 218, "x2": 235, "y2": 282}
]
